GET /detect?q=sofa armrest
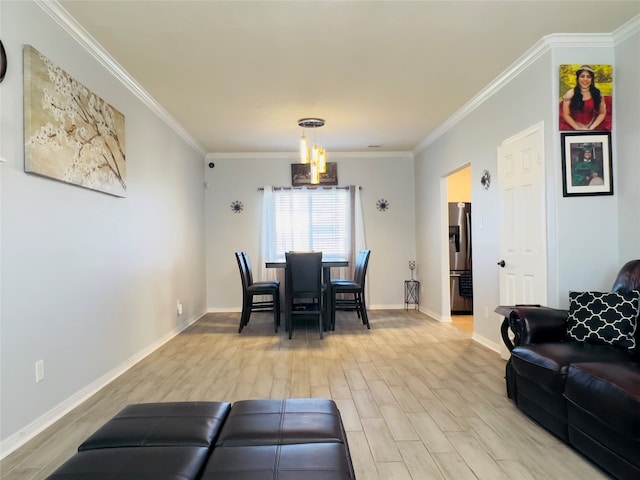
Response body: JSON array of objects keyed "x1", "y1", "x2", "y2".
[
  {"x1": 496, "y1": 305, "x2": 569, "y2": 350},
  {"x1": 519, "y1": 307, "x2": 569, "y2": 344}
]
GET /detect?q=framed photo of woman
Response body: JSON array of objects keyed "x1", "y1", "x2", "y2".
[
  {"x1": 561, "y1": 131, "x2": 613, "y2": 197},
  {"x1": 559, "y1": 64, "x2": 613, "y2": 132}
]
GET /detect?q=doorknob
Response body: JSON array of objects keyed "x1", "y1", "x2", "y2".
[{"x1": 497, "y1": 260, "x2": 506, "y2": 268}]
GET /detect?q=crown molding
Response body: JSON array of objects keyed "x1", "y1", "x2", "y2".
[
  {"x1": 205, "y1": 151, "x2": 414, "y2": 161},
  {"x1": 38, "y1": 1, "x2": 637, "y2": 161},
  {"x1": 612, "y1": 13, "x2": 640, "y2": 44},
  {"x1": 544, "y1": 32, "x2": 614, "y2": 48},
  {"x1": 36, "y1": 1, "x2": 206, "y2": 157},
  {"x1": 413, "y1": 29, "x2": 627, "y2": 155},
  {"x1": 413, "y1": 34, "x2": 551, "y2": 155}
]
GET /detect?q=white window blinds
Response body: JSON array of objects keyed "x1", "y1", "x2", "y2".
[{"x1": 272, "y1": 187, "x2": 351, "y2": 260}]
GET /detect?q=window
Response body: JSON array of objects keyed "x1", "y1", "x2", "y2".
[{"x1": 271, "y1": 188, "x2": 351, "y2": 261}]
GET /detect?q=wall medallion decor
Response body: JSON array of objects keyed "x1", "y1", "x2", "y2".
[
  {"x1": 480, "y1": 170, "x2": 491, "y2": 190},
  {"x1": 376, "y1": 198, "x2": 390, "y2": 211},
  {"x1": 23, "y1": 45, "x2": 126, "y2": 197},
  {"x1": 230, "y1": 200, "x2": 244, "y2": 213}
]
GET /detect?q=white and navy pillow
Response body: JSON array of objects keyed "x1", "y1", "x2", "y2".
[{"x1": 566, "y1": 291, "x2": 639, "y2": 351}]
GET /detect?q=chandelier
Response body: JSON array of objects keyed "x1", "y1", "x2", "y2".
[{"x1": 298, "y1": 118, "x2": 327, "y2": 184}]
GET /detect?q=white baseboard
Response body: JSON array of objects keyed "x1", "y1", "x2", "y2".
[
  {"x1": 208, "y1": 305, "x2": 417, "y2": 313},
  {"x1": 369, "y1": 304, "x2": 405, "y2": 310},
  {"x1": 0, "y1": 312, "x2": 204, "y2": 460},
  {"x1": 418, "y1": 306, "x2": 450, "y2": 322},
  {"x1": 472, "y1": 331, "x2": 501, "y2": 354}
]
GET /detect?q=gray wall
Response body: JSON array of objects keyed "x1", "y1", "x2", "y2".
[
  {"x1": 204, "y1": 153, "x2": 417, "y2": 311},
  {"x1": 1, "y1": 1, "x2": 207, "y2": 451},
  {"x1": 615, "y1": 28, "x2": 640, "y2": 261},
  {"x1": 414, "y1": 23, "x2": 640, "y2": 350}
]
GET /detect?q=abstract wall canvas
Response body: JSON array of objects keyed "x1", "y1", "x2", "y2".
[{"x1": 23, "y1": 45, "x2": 126, "y2": 197}]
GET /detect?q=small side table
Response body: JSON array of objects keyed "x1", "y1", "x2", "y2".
[{"x1": 404, "y1": 280, "x2": 419, "y2": 310}]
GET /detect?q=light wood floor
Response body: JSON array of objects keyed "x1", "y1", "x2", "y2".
[
  {"x1": 451, "y1": 315, "x2": 474, "y2": 334},
  {"x1": 1, "y1": 310, "x2": 609, "y2": 480}
]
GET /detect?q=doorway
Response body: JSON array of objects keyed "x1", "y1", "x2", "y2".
[{"x1": 446, "y1": 166, "x2": 473, "y2": 333}]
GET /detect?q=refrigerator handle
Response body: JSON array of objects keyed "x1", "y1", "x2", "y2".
[
  {"x1": 449, "y1": 226, "x2": 460, "y2": 252},
  {"x1": 465, "y1": 212, "x2": 471, "y2": 263}
]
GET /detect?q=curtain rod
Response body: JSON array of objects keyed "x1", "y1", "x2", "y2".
[{"x1": 257, "y1": 186, "x2": 362, "y2": 191}]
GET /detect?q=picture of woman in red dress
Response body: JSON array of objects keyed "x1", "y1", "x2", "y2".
[{"x1": 559, "y1": 64, "x2": 612, "y2": 131}]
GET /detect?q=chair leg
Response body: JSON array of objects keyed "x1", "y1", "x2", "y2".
[
  {"x1": 274, "y1": 291, "x2": 280, "y2": 333},
  {"x1": 333, "y1": 290, "x2": 340, "y2": 331},
  {"x1": 359, "y1": 293, "x2": 370, "y2": 329},
  {"x1": 330, "y1": 290, "x2": 336, "y2": 331},
  {"x1": 239, "y1": 302, "x2": 249, "y2": 333},
  {"x1": 319, "y1": 297, "x2": 324, "y2": 339},
  {"x1": 244, "y1": 296, "x2": 253, "y2": 328}
]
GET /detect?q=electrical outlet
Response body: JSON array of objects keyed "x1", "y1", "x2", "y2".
[
  {"x1": 35, "y1": 359, "x2": 45, "y2": 383},
  {"x1": 177, "y1": 300, "x2": 183, "y2": 315}
]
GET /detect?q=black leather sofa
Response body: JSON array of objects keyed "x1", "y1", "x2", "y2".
[
  {"x1": 499, "y1": 260, "x2": 640, "y2": 480},
  {"x1": 47, "y1": 398, "x2": 356, "y2": 479}
]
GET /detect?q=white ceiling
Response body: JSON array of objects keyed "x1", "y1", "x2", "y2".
[{"x1": 57, "y1": 1, "x2": 639, "y2": 155}]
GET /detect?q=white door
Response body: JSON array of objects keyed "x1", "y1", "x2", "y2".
[{"x1": 497, "y1": 123, "x2": 547, "y2": 354}]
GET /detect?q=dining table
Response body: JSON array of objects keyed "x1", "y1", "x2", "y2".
[
  {"x1": 265, "y1": 259, "x2": 348, "y2": 278},
  {"x1": 265, "y1": 257, "x2": 348, "y2": 331}
]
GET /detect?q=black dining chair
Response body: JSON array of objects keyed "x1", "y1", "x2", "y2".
[
  {"x1": 331, "y1": 249, "x2": 371, "y2": 330},
  {"x1": 235, "y1": 252, "x2": 280, "y2": 333},
  {"x1": 285, "y1": 251, "x2": 326, "y2": 339}
]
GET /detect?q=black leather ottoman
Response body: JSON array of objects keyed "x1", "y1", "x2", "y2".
[
  {"x1": 203, "y1": 443, "x2": 355, "y2": 479},
  {"x1": 46, "y1": 399, "x2": 356, "y2": 480},
  {"x1": 79, "y1": 401, "x2": 232, "y2": 449},
  {"x1": 46, "y1": 446, "x2": 211, "y2": 480},
  {"x1": 565, "y1": 362, "x2": 640, "y2": 480},
  {"x1": 205, "y1": 398, "x2": 356, "y2": 479},
  {"x1": 215, "y1": 398, "x2": 348, "y2": 446},
  {"x1": 47, "y1": 401, "x2": 231, "y2": 480}
]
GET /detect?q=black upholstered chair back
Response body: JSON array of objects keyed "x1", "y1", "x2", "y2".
[
  {"x1": 241, "y1": 251, "x2": 256, "y2": 285},
  {"x1": 235, "y1": 251, "x2": 250, "y2": 290},
  {"x1": 285, "y1": 251, "x2": 324, "y2": 339},
  {"x1": 286, "y1": 252, "x2": 323, "y2": 299},
  {"x1": 234, "y1": 251, "x2": 280, "y2": 334},
  {"x1": 611, "y1": 259, "x2": 640, "y2": 292},
  {"x1": 330, "y1": 249, "x2": 371, "y2": 331},
  {"x1": 354, "y1": 249, "x2": 371, "y2": 289}
]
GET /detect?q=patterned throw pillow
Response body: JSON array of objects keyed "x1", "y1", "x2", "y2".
[{"x1": 566, "y1": 291, "x2": 639, "y2": 350}]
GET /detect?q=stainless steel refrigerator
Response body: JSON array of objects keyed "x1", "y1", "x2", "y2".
[{"x1": 449, "y1": 202, "x2": 473, "y2": 314}]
